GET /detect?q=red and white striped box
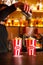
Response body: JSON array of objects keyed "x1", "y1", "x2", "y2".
[
  {"x1": 24, "y1": 3, "x2": 32, "y2": 13},
  {"x1": 12, "y1": 37, "x2": 22, "y2": 56},
  {"x1": 26, "y1": 37, "x2": 36, "y2": 56}
]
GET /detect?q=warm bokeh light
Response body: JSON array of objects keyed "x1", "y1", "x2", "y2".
[
  {"x1": 14, "y1": 19, "x2": 20, "y2": 26},
  {"x1": 36, "y1": 2, "x2": 43, "y2": 10},
  {"x1": 4, "y1": 17, "x2": 43, "y2": 27},
  {"x1": 7, "y1": 19, "x2": 11, "y2": 23},
  {"x1": 30, "y1": 23, "x2": 34, "y2": 27}
]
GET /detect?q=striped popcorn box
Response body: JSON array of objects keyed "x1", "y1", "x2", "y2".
[
  {"x1": 12, "y1": 37, "x2": 22, "y2": 56},
  {"x1": 26, "y1": 37, "x2": 36, "y2": 56},
  {"x1": 24, "y1": 3, "x2": 32, "y2": 13}
]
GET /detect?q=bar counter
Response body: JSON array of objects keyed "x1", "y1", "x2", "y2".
[{"x1": 0, "y1": 52, "x2": 43, "y2": 65}]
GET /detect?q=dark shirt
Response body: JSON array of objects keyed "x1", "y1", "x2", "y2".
[{"x1": 0, "y1": 24, "x2": 8, "y2": 52}]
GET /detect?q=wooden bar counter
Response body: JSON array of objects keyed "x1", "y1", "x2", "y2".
[{"x1": 0, "y1": 52, "x2": 43, "y2": 65}]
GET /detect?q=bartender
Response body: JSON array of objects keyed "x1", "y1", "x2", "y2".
[{"x1": 0, "y1": 21, "x2": 8, "y2": 53}]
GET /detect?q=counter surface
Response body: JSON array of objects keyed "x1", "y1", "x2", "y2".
[{"x1": 0, "y1": 52, "x2": 43, "y2": 65}]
